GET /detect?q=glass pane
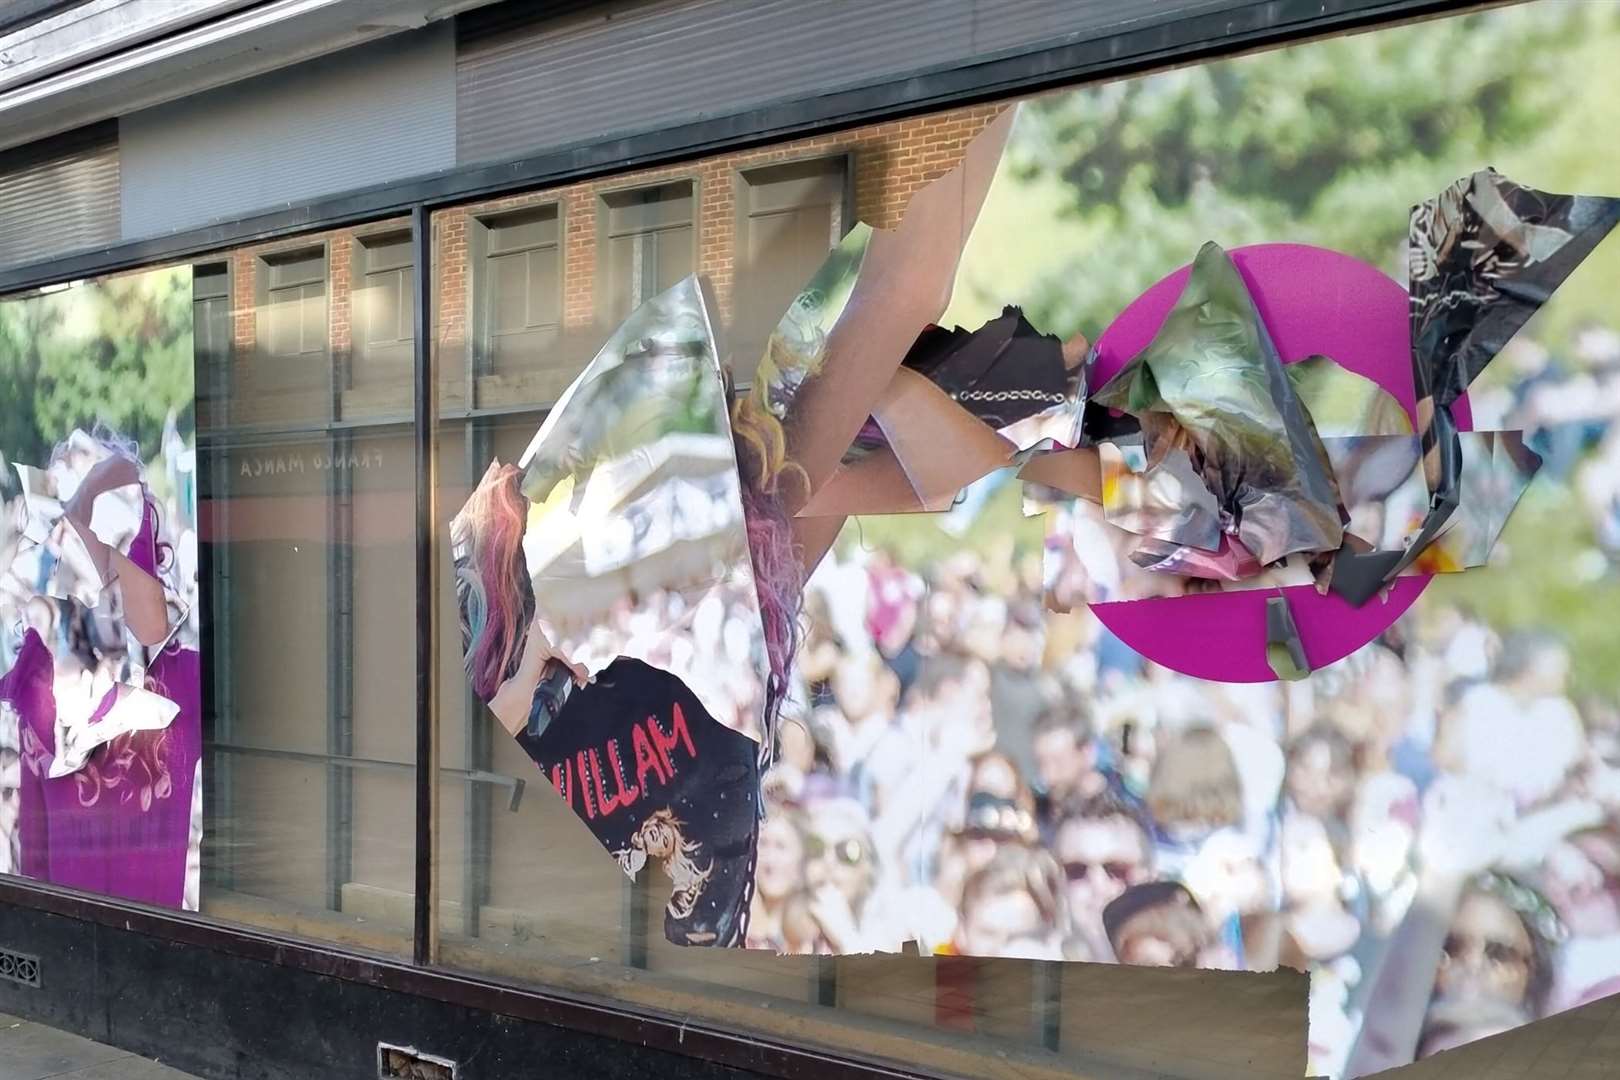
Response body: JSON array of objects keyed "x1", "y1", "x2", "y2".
[
  {"x1": 265, "y1": 287, "x2": 299, "y2": 357},
  {"x1": 0, "y1": 221, "x2": 420, "y2": 953},
  {"x1": 488, "y1": 253, "x2": 528, "y2": 335},
  {"x1": 401, "y1": 267, "x2": 416, "y2": 347},
  {"x1": 1, "y1": 266, "x2": 203, "y2": 911},
  {"x1": 735, "y1": 205, "x2": 835, "y2": 380},
  {"x1": 603, "y1": 234, "x2": 638, "y2": 326},
  {"x1": 652, "y1": 224, "x2": 693, "y2": 296},
  {"x1": 429, "y1": 5, "x2": 1620, "y2": 1078},
  {"x1": 486, "y1": 206, "x2": 558, "y2": 254},
  {"x1": 203, "y1": 423, "x2": 415, "y2": 954},
  {"x1": 364, "y1": 271, "x2": 403, "y2": 346},
  {"x1": 298, "y1": 283, "x2": 325, "y2": 354},
  {"x1": 528, "y1": 247, "x2": 559, "y2": 329}
]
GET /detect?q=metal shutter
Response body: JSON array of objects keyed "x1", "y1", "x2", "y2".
[
  {"x1": 455, "y1": 0, "x2": 1248, "y2": 165},
  {"x1": 0, "y1": 122, "x2": 119, "y2": 270}
]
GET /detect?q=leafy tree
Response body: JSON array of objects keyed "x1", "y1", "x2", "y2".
[
  {"x1": 974, "y1": 2, "x2": 1620, "y2": 344},
  {"x1": 0, "y1": 267, "x2": 192, "y2": 477}
]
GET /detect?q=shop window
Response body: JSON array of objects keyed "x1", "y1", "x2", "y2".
[
  {"x1": 732, "y1": 155, "x2": 850, "y2": 380},
  {"x1": 198, "y1": 220, "x2": 419, "y2": 954},
  {"x1": 597, "y1": 180, "x2": 695, "y2": 326},
  {"x1": 474, "y1": 205, "x2": 561, "y2": 376}
]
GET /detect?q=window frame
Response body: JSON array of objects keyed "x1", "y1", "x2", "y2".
[
  {"x1": 348, "y1": 225, "x2": 419, "y2": 389},
  {"x1": 468, "y1": 200, "x2": 567, "y2": 380},
  {"x1": 592, "y1": 176, "x2": 701, "y2": 329},
  {"x1": 730, "y1": 151, "x2": 854, "y2": 387}
]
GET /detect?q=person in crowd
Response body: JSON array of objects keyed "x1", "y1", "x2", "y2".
[
  {"x1": 1414, "y1": 996, "x2": 1533, "y2": 1061},
  {"x1": 747, "y1": 810, "x2": 808, "y2": 951},
  {"x1": 1145, "y1": 724, "x2": 1245, "y2": 875},
  {"x1": 863, "y1": 653, "x2": 997, "y2": 884},
  {"x1": 1285, "y1": 723, "x2": 1358, "y2": 831},
  {"x1": 1540, "y1": 826, "x2": 1620, "y2": 1012},
  {"x1": 864, "y1": 547, "x2": 922, "y2": 691},
  {"x1": 952, "y1": 844, "x2": 1068, "y2": 959},
  {"x1": 1053, "y1": 792, "x2": 1155, "y2": 961},
  {"x1": 824, "y1": 650, "x2": 901, "y2": 782},
  {"x1": 796, "y1": 798, "x2": 896, "y2": 953},
  {"x1": 966, "y1": 751, "x2": 1037, "y2": 820},
  {"x1": 1437, "y1": 675, "x2": 1585, "y2": 813},
  {"x1": 1031, "y1": 705, "x2": 1105, "y2": 828},
  {"x1": 1181, "y1": 828, "x2": 1278, "y2": 970},
  {"x1": 928, "y1": 790, "x2": 1039, "y2": 944},
  {"x1": 988, "y1": 600, "x2": 1049, "y2": 784},
  {"x1": 1102, "y1": 880, "x2": 1213, "y2": 968},
  {"x1": 1277, "y1": 811, "x2": 1362, "y2": 969},
  {"x1": 1345, "y1": 767, "x2": 1566, "y2": 1074},
  {"x1": 796, "y1": 591, "x2": 844, "y2": 709},
  {"x1": 1348, "y1": 770, "x2": 1422, "y2": 936}
]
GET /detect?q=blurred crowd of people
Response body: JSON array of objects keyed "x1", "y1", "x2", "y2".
[
  {"x1": 0, "y1": 424, "x2": 198, "y2": 884},
  {"x1": 747, "y1": 355, "x2": 1620, "y2": 1073}
]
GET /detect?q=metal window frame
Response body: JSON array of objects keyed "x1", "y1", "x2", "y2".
[{"x1": 0, "y1": 1, "x2": 1487, "y2": 1077}]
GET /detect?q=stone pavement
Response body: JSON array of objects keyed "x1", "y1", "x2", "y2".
[{"x1": 0, "y1": 1013, "x2": 199, "y2": 1080}]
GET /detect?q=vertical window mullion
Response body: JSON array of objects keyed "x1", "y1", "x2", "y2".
[{"x1": 411, "y1": 203, "x2": 438, "y2": 967}]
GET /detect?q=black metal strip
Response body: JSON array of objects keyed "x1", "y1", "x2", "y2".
[
  {"x1": 326, "y1": 429, "x2": 356, "y2": 913},
  {"x1": 0, "y1": 0, "x2": 1483, "y2": 295},
  {"x1": 411, "y1": 203, "x2": 438, "y2": 967},
  {"x1": 0, "y1": 877, "x2": 943, "y2": 1080}
]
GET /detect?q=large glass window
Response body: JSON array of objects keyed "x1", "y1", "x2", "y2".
[
  {"x1": 200, "y1": 219, "x2": 421, "y2": 953},
  {"x1": 6, "y1": 4, "x2": 1620, "y2": 1079},
  {"x1": 428, "y1": 4, "x2": 1620, "y2": 1079}
]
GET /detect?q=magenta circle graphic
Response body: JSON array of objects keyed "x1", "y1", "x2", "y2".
[{"x1": 1087, "y1": 243, "x2": 1472, "y2": 682}]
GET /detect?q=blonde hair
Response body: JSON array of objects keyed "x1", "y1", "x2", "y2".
[{"x1": 1147, "y1": 725, "x2": 1243, "y2": 830}]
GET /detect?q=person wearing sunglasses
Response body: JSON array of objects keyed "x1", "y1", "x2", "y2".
[
  {"x1": 799, "y1": 798, "x2": 919, "y2": 954},
  {"x1": 1053, "y1": 791, "x2": 1155, "y2": 961}
]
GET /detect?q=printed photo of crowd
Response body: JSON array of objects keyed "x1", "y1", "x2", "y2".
[
  {"x1": 747, "y1": 321, "x2": 1620, "y2": 1077},
  {"x1": 0, "y1": 265, "x2": 201, "y2": 910}
]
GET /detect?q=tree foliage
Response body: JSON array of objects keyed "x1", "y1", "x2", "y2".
[
  {"x1": 0, "y1": 267, "x2": 193, "y2": 474},
  {"x1": 961, "y1": 3, "x2": 1620, "y2": 345}
]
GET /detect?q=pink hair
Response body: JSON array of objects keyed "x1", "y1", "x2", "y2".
[{"x1": 453, "y1": 463, "x2": 534, "y2": 702}]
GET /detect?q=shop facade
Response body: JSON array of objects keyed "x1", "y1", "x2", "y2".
[{"x1": 5, "y1": 2, "x2": 1620, "y2": 1078}]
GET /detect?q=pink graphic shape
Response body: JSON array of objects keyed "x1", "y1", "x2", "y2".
[{"x1": 1087, "y1": 243, "x2": 1472, "y2": 682}]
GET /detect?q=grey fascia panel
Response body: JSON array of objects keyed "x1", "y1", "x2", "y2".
[{"x1": 118, "y1": 22, "x2": 457, "y2": 241}]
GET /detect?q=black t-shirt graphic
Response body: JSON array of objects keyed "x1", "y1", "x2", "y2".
[{"x1": 515, "y1": 657, "x2": 759, "y2": 947}]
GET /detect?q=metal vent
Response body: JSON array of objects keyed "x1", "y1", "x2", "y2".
[
  {"x1": 378, "y1": 1043, "x2": 456, "y2": 1079},
  {"x1": 0, "y1": 947, "x2": 40, "y2": 988}
]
